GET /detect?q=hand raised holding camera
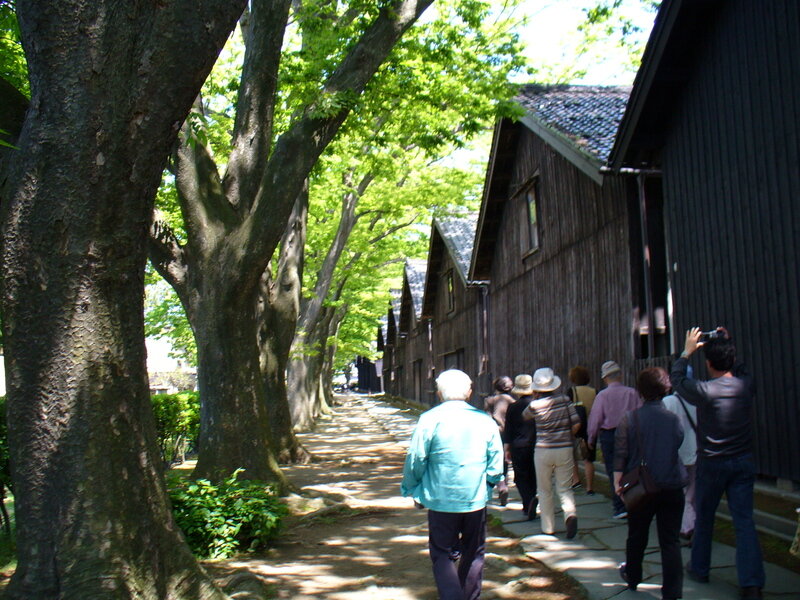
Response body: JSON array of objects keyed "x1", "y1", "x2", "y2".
[{"x1": 683, "y1": 327, "x2": 703, "y2": 357}]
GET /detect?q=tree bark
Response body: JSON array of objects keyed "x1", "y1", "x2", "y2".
[
  {"x1": 259, "y1": 191, "x2": 309, "y2": 464},
  {"x1": 0, "y1": 1, "x2": 246, "y2": 597},
  {"x1": 190, "y1": 275, "x2": 287, "y2": 484},
  {"x1": 287, "y1": 282, "x2": 347, "y2": 428}
]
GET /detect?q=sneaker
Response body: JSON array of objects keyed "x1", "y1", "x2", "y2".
[
  {"x1": 586, "y1": 489, "x2": 596, "y2": 496},
  {"x1": 740, "y1": 586, "x2": 763, "y2": 599},
  {"x1": 612, "y1": 511, "x2": 628, "y2": 519},
  {"x1": 685, "y1": 561, "x2": 709, "y2": 583},
  {"x1": 619, "y1": 562, "x2": 637, "y2": 591},
  {"x1": 565, "y1": 515, "x2": 578, "y2": 539},
  {"x1": 571, "y1": 481, "x2": 582, "y2": 490}
]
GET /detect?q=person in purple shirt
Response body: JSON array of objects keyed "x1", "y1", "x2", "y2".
[{"x1": 587, "y1": 361, "x2": 642, "y2": 518}]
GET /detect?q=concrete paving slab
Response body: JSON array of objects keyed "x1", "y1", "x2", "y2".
[{"x1": 487, "y1": 481, "x2": 800, "y2": 599}]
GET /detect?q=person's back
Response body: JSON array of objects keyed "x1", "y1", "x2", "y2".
[
  {"x1": 614, "y1": 368, "x2": 686, "y2": 600},
  {"x1": 616, "y1": 402, "x2": 686, "y2": 490},
  {"x1": 675, "y1": 371, "x2": 753, "y2": 459},
  {"x1": 504, "y1": 395, "x2": 536, "y2": 447},
  {"x1": 484, "y1": 391, "x2": 514, "y2": 432},
  {"x1": 401, "y1": 369, "x2": 503, "y2": 600},
  {"x1": 525, "y1": 394, "x2": 575, "y2": 449},
  {"x1": 404, "y1": 401, "x2": 501, "y2": 511}
]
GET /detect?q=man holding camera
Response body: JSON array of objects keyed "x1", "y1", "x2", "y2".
[{"x1": 671, "y1": 327, "x2": 765, "y2": 600}]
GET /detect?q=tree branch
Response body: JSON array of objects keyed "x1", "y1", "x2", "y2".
[
  {"x1": 367, "y1": 216, "x2": 418, "y2": 245},
  {"x1": 174, "y1": 99, "x2": 238, "y2": 257},
  {"x1": 223, "y1": 0, "x2": 293, "y2": 212},
  {"x1": 242, "y1": 0, "x2": 434, "y2": 279},
  {"x1": 148, "y1": 218, "x2": 189, "y2": 298}
]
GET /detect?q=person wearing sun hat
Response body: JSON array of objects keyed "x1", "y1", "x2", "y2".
[
  {"x1": 522, "y1": 367, "x2": 581, "y2": 538},
  {"x1": 502, "y1": 374, "x2": 539, "y2": 520},
  {"x1": 587, "y1": 360, "x2": 642, "y2": 518}
]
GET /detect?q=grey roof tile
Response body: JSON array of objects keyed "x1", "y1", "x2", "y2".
[
  {"x1": 436, "y1": 215, "x2": 478, "y2": 279},
  {"x1": 389, "y1": 288, "x2": 402, "y2": 320},
  {"x1": 517, "y1": 84, "x2": 631, "y2": 162},
  {"x1": 405, "y1": 259, "x2": 427, "y2": 319}
]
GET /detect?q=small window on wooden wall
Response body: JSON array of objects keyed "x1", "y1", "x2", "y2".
[
  {"x1": 446, "y1": 269, "x2": 455, "y2": 313},
  {"x1": 526, "y1": 180, "x2": 541, "y2": 252},
  {"x1": 443, "y1": 349, "x2": 465, "y2": 371}
]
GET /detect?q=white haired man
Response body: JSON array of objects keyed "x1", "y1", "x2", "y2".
[{"x1": 401, "y1": 369, "x2": 504, "y2": 600}]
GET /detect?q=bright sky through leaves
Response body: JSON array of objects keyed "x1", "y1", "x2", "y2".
[{"x1": 516, "y1": 0, "x2": 657, "y2": 84}]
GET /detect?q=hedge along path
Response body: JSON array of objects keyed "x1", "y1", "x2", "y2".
[{"x1": 206, "y1": 395, "x2": 586, "y2": 599}]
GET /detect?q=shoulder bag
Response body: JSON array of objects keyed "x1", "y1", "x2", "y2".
[{"x1": 618, "y1": 409, "x2": 660, "y2": 512}]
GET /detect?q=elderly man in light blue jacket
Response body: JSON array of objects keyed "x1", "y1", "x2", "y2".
[{"x1": 401, "y1": 369, "x2": 504, "y2": 600}]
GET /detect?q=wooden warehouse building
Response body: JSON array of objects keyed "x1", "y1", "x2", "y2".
[
  {"x1": 470, "y1": 84, "x2": 640, "y2": 391},
  {"x1": 420, "y1": 215, "x2": 485, "y2": 406},
  {"x1": 607, "y1": 0, "x2": 800, "y2": 484},
  {"x1": 381, "y1": 0, "x2": 800, "y2": 486}
]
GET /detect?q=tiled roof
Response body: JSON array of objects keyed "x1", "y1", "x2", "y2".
[
  {"x1": 389, "y1": 288, "x2": 402, "y2": 320},
  {"x1": 436, "y1": 215, "x2": 478, "y2": 280},
  {"x1": 516, "y1": 84, "x2": 631, "y2": 162},
  {"x1": 405, "y1": 259, "x2": 427, "y2": 318}
]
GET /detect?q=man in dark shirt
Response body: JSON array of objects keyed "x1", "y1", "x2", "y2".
[{"x1": 671, "y1": 327, "x2": 765, "y2": 600}]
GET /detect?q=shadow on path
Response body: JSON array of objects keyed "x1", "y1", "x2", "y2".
[{"x1": 208, "y1": 395, "x2": 586, "y2": 599}]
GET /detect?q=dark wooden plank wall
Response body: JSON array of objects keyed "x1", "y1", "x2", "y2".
[
  {"x1": 486, "y1": 128, "x2": 636, "y2": 390},
  {"x1": 430, "y1": 249, "x2": 483, "y2": 406},
  {"x1": 393, "y1": 314, "x2": 433, "y2": 404},
  {"x1": 660, "y1": 0, "x2": 800, "y2": 481},
  {"x1": 382, "y1": 310, "x2": 397, "y2": 395}
]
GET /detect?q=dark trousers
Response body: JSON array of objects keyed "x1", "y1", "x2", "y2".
[
  {"x1": 428, "y1": 508, "x2": 487, "y2": 600},
  {"x1": 509, "y1": 445, "x2": 537, "y2": 514},
  {"x1": 691, "y1": 453, "x2": 765, "y2": 588},
  {"x1": 599, "y1": 428, "x2": 625, "y2": 515},
  {"x1": 625, "y1": 487, "x2": 684, "y2": 599}
]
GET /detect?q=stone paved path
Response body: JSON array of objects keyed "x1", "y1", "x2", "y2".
[{"x1": 213, "y1": 394, "x2": 584, "y2": 599}]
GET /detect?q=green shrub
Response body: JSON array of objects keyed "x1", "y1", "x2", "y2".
[
  {"x1": 151, "y1": 391, "x2": 200, "y2": 464},
  {"x1": 168, "y1": 469, "x2": 286, "y2": 559}
]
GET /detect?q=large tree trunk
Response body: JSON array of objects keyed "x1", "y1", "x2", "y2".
[
  {"x1": 287, "y1": 351, "x2": 327, "y2": 429},
  {"x1": 259, "y1": 192, "x2": 309, "y2": 463},
  {"x1": 287, "y1": 299, "x2": 345, "y2": 426},
  {"x1": 0, "y1": 1, "x2": 245, "y2": 597},
  {"x1": 190, "y1": 278, "x2": 287, "y2": 484}
]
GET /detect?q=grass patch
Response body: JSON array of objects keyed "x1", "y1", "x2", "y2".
[{"x1": 714, "y1": 517, "x2": 800, "y2": 574}]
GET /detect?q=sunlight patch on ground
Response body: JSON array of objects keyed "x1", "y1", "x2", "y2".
[
  {"x1": 329, "y1": 585, "x2": 418, "y2": 600},
  {"x1": 390, "y1": 533, "x2": 427, "y2": 544}
]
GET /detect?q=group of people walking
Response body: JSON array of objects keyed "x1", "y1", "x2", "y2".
[{"x1": 400, "y1": 326, "x2": 764, "y2": 600}]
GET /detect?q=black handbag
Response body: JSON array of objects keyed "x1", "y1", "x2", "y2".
[{"x1": 619, "y1": 410, "x2": 660, "y2": 512}]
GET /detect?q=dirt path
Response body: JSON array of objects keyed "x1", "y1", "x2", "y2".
[{"x1": 209, "y1": 396, "x2": 585, "y2": 599}]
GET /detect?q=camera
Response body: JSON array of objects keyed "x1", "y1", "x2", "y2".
[{"x1": 699, "y1": 329, "x2": 723, "y2": 343}]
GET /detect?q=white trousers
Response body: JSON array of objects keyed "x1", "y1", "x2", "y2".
[{"x1": 534, "y1": 445, "x2": 576, "y2": 535}]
